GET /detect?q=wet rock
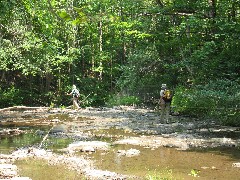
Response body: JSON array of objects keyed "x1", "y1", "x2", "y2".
[
  {"x1": 84, "y1": 169, "x2": 127, "y2": 180},
  {"x1": 50, "y1": 125, "x2": 67, "y2": 134},
  {"x1": 81, "y1": 146, "x2": 95, "y2": 152},
  {"x1": 50, "y1": 118, "x2": 61, "y2": 123},
  {"x1": 114, "y1": 139, "x2": 140, "y2": 146},
  {"x1": 35, "y1": 130, "x2": 45, "y2": 136},
  {"x1": 117, "y1": 148, "x2": 140, "y2": 157},
  {"x1": 209, "y1": 138, "x2": 237, "y2": 147}
]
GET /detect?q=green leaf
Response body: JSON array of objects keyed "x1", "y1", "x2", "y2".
[{"x1": 58, "y1": 10, "x2": 71, "y2": 21}]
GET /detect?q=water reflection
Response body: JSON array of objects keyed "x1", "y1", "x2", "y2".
[{"x1": 0, "y1": 133, "x2": 42, "y2": 154}]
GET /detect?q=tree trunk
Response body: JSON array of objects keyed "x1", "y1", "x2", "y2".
[
  {"x1": 45, "y1": 72, "x2": 52, "y2": 92},
  {"x1": 0, "y1": 71, "x2": 6, "y2": 82},
  {"x1": 99, "y1": 18, "x2": 103, "y2": 80},
  {"x1": 230, "y1": 1, "x2": 237, "y2": 21},
  {"x1": 208, "y1": 0, "x2": 216, "y2": 18},
  {"x1": 155, "y1": 0, "x2": 164, "y2": 8}
]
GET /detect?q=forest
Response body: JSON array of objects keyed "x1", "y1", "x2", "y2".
[{"x1": 0, "y1": 0, "x2": 239, "y2": 125}]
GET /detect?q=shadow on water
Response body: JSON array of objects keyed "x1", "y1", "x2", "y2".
[{"x1": 188, "y1": 146, "x2": 240, "y2": 162}]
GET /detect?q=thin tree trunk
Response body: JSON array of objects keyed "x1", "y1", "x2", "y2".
[
  {"x1": 0, "y1": 71, "x2": 5, "y2": 82},
  {"x1": 120, "y1": 3, "x2": 126, "y2": 65},
  {"x1": 58, "y1": 69, "x2": 61, "y2": 92},
  {"x1": 230, "y1": 1, "x2": 236, "y2": 21},
  {"x1": 99, "y1": 9, "x2": 103, "y2": 80},
  {"x1": 208, "y1": 0, "x2": 216, "y2": 18},
  {"x1": 45, "y1": 72, "x2": 52, "y2": 92}
]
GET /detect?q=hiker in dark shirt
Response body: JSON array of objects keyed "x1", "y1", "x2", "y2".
[{"x1": 159, "y1": 84, "x2": 172, "y2": 123}]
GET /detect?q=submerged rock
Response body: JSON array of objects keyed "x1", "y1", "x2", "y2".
[
  {"x1": 81, "y1": 146, "x2": 95, "y2": 152},
  {"x1": 50, "y1": 124, "x2": 68, "y2": 134},
  {"x1": 117, "y1": 148, "x2": 140, "y2": 157}
]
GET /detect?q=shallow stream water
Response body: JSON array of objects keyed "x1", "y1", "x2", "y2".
[{"x1": 1, "y1": 110, "x2": 240, "y2": 179}]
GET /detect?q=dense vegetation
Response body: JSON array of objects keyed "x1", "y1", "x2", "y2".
[{"x1": 0, "y1": 0, "x2": 239, "y2": 125}]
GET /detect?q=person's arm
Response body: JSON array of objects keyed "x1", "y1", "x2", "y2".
[
  {"x1": 67, "y1": 89, "x2": 74, "y2": 96},
  {"x1": 160, "y1": 89, "x2": 165, "y2": 97}
]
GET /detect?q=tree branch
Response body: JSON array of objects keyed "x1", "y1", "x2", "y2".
[{"x1": 155, "y1": 0, "x2": 164, "y2": 8}]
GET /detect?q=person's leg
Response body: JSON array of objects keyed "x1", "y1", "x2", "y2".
[
  {"x1": 73, "y1": 98, "x2": 80, "y2": 109},
  {"x1": 72, "y1": 98, "x2": 75, "y2": 109},
  {"x1": 160, "y1": 98, "x2": 166, "y2": 122},
  {"x1": 165, "y1": 102, "x2": 170, "y2": 123}
]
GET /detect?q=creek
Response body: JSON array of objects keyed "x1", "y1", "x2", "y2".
[{"x1": 0, "y1": 106, "x2": 240, "y2": 179}]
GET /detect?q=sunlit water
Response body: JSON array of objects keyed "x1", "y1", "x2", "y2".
[{"x1": 88, "y1": 144, "x2": 240, "y2": 179}]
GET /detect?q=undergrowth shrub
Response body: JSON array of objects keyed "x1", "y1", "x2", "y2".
[
  {"x1": 0, "y1": 86, "x2": 23, "y2": 108},
  {"x1": 172, "y1": 79, "x2": 240, "y2": 126},
  {"x1": 106, "y1": 94, "x2": 141, "y2": 107}
]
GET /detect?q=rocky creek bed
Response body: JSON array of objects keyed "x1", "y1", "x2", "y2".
[{"x1": 0, "y1": 106, "x2": 240, "y2": 179}]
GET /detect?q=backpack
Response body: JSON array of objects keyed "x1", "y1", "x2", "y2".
[
  {"x1": 73, "y1": 89, "x2": 80, "y2": 98},
  {"x1": 163, "y1": 89, "x2": 171, "y2": 101}
]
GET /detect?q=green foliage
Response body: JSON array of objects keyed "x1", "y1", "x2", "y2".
[
  {"x1": 0, "y1": 87, "x2": 23, "y2": 108},
  {"x1": 146, "y1": 168, "x2": 175, "y2": 180},
  {"x1": 172, "y1": 79, "x2": 240, "y2": 126},
  {"x1": 117, "y1": 46, "x2": 175, "y2": 98},
  {"x1": 188, "y1": 169, "x2": 200, "y2": 177},
  {"x1": 106, "y1": 94, "x2": 140, "y2": 107}
]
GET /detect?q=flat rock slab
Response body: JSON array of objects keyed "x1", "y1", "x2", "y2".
[
  {"x1": 9, "y1": 177, "x2": 32, "y2": 180},
  {"x1": 0, "y1": 164, "x2": 17, "y2": 170},
  {"x1": 0, "y1": 164, "x2": 17, "y2": 178},
  {"x1": 68, "y1": 141, "x2": 110, "y2": 152}
]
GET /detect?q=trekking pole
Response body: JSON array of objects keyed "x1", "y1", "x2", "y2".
[{"x1": 80, "y1": 93, "x2": 91, "y2": 105}]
